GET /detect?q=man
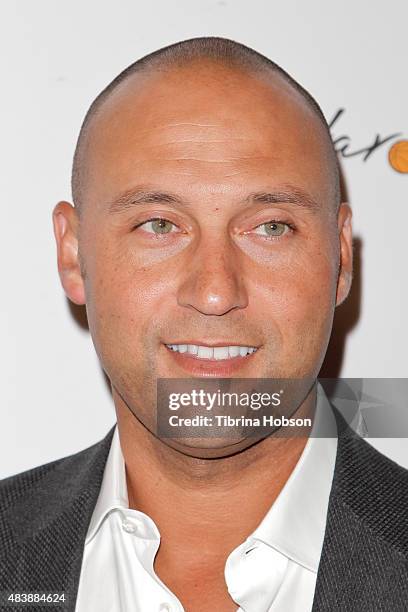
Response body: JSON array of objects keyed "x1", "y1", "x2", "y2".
[{"x1": 1, "y1": 37, "x2": 407, "y2": 612}]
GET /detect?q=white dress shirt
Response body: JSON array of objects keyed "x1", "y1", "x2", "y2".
[{"x1": 76, "y1": 384, "x2": 337, "y2": 612}]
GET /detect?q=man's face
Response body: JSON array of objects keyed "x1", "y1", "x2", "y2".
[{"x1": 53, "y1": 62, "x2": 352, "y2": 454}]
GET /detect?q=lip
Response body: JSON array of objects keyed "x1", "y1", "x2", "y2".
[
  {"x1": 163, "y1": 340, "x2": 260, "y2": 348},
  {"x1": 162, "y1": 343, "x2": 260, "y2": 377}
]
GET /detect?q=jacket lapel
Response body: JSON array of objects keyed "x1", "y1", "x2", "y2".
[
  {"x1": 312, "y1": 411, "x2": 408, "y2": 610},
  {"x1": 0, "y1": 426, "x2": 115, "y2": 612}
]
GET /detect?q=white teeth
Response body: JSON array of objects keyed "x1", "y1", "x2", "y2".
[
  {"x1": 213, "y1": 346, "x2": 229, "y2": 360},
  {"x1": 228, "y1": 346, "x2": 240, "y2": 358},
  {"x1": 166, "y1": 344, "x2": 258, "y2": 359},
  {"x1": 198, "y1": 346, "x2": 213, "y2": 359}
]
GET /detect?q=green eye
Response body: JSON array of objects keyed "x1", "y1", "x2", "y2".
[
  {"x1": 256, "y1": 221, "x2": 288, "y2": 237},
  {"x1": 144, "y1": 218, "x2": 175, "y2": 234}
]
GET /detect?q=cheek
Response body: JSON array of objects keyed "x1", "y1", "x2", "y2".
[
  {"x1": 249, "y1": 239, "x2": 337, "y2": 365},
  {"x1": 83, "y1": 244, "x2": 175, "y2": 353},
  {"x1": 251, "y1": 233, "x2": 337, "y2": 306},
  {"x1": 282, "y1": 260, "x2": 337, "y2": 370}
]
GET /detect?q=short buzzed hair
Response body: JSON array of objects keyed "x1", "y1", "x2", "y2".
[{"x1": 71, "y1": 36, "x2": 340, "y2": 211}]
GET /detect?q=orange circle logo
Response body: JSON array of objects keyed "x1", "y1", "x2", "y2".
[{"x1": 388, "y1": 140, "x2": 408, "y2": 173}]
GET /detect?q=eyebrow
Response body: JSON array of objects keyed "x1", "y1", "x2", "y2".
[
  {"x1": 107, "y1": 185, "x2": 320, "y2": 214},
  {"x1": 108, "y1": 188, "x2": 183, "y2": 214},
  {"x1": 246, "y1": 189, "x2": 320, "y2": 210}
]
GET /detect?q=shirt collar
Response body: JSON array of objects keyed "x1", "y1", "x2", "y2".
[
  {"x1": 250, "y1": 382, "x2": 338, "y2": 572},
  {"x1": 86, "y1": 424, "x2": 128, "y2": 544},
  {"x1": 86, "y1": 382, "x2": 338, "y2": 569}
]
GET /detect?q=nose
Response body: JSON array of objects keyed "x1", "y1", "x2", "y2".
[{"x1": 177, "y1": 235, "x2": 248, "y2": 316}]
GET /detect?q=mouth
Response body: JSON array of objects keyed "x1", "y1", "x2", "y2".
[
  {"x1": 163, "y1": 342, "x2": 260, "y2": 376},
  {"x1": 165, "y1": 343, "x2": 258, "y2": 359}
]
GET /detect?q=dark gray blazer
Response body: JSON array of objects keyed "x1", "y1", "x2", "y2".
[{"x1": 1, "y1": 414, "x2": 408, "y2": 611}]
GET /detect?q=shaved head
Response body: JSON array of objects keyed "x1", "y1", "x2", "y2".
[{"x1": 71, "y1": 36, "x2": 340, "y2": 213}]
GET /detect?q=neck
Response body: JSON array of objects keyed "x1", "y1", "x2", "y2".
[{"x1": 114, "y1": 385, "x2": 315, "y2": 566}]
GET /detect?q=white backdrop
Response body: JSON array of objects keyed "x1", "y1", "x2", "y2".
[{"x1": 1, "y1": 0, "x2": 407, "y2": 478}]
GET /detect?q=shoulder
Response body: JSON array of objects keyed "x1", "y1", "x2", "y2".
[
  {"x1": 0, "y1": 427, "x2": 115, "y2": 547},
  {"x1": 314, "y1": 417, "x2": 408, "y2": 608},
  {"x1": 0, "y1": 427, "x2": 114, "y2": 501},
  {"x1": 334, "y1": 415, "x2": 408, "y2": 557}
]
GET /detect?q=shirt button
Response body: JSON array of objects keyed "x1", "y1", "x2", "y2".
[
  {"x1": 159, "y1": 604, "x2": 172, "y2": 611},
  {"x1": 122, "y1": 519, "x2": 137, "y2": 534}
]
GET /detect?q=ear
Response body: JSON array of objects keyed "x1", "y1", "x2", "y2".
[
  {"x1": 336, "y1": 203, "x2": 353, "y2": 307},
  {"x1": 52, "y1": 201, "x2": 86, "y2": 305}
]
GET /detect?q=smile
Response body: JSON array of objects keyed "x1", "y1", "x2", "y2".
[{"x1": 165, "y1": 344, "x2": 258, "y2": 360}]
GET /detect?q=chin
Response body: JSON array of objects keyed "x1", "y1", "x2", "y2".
[{"x1": 160, "y1": 435, "x2": 264, "y2": 459}]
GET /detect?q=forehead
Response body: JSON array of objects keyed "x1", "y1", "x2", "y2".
[{"x1": 80, "y1": 63, "x2": 334, "y2": 210}]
